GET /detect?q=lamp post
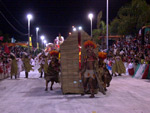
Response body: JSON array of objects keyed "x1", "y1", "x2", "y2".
[
  {"x1": 44, "y1": 40, "x2": 47, "y2": 48},
  {"x1": 36, "y1": 27, "x2": 39, "y2": 49},
  {"x1": 40, "y1": 35, "x2": 45, "y2": 49},
  {"x1": 27, "y1": 14, "x2": 33, "y2": 53},
  {"x1": 106, "y1": 0, "x2": 109, "y2": 50},
  {"x1": 88, "y1": 13, "x2": 93, "y2": 37}
]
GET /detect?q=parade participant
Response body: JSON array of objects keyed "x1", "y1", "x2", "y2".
[
  {"x1": 10, "y1": 53, "x2": 18, "y2": 79},
  {"x1": 38, "y1": 54, "x2": 48, "y2": 78},
  {"x1": 17, "y1": 56, "x2": 23, "y2": 78},
  {"x1": 96, "y1": 52, "x2": 112, "y2": 91},
  {"x1": 22, "y1": 55, "x2": 34, "y2": 78},
  {"x1": 112, "y1": 51, "x2": 126, "y2": 76},
  {"x1": 80, "y1": 40, "x2": 98, "y2": 98},
  {"x1": 44, "y1": 50, "x2": 60, "y2": 91},
  {"x1": 38, "y1": 54, "x2": 44, "y2": 78}
]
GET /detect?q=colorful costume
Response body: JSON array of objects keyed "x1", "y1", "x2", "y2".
[
  {"x1": 44, "y1": 50, "x2": 60, "y2": 91},
  {"x1": 10, "y1": 56, "x2": 18, "y2": 79},
  {"x1": 112, "y1": 54, "x2": 126, "y2": 76},
  {"x1": 81, "y1": 40, "x2": 98, "y2": 98},
  {"x1": 23, "y1": 57, "x2": 33, "y2": 78},
  {"x1": 38, "y1": 56, "x2": 48, "y2": 78},
  {"x1": 96, "y1": 52, "x2": 112, "y2": 91}
]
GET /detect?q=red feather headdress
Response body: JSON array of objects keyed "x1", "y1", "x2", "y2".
[
  {"x1": 84, "y1": 40, "x2": 96, "y2": 49},
  {"x1": 98, "y1": 52, "x2": 107, "y2": 60},
  {"x1": 50, "y1": 50, "x2": 59, "y2": 56}
]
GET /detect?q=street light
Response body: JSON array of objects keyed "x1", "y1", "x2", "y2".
[
  {"x1": 73, "y1": 27, "x2": 77, "y2": 31},
  {"x1": 78, "y1": 26, "x2": 82, "y2": 30},
  {"x1": 44, "y1": 40, "x2": 47, "y2": 48},
  {"x1": 36, "y1": 27, "x2": 39, "y2": 49},
  {"x1": 106, "y1": 0, "x2": 109, "y2": 50},
  {"x1": 69, "y1": 32, "x2": 72, "y2": 35},
  {"x1": 88, "y1": 13, "x2": 93, "y2": 37},
  {"x1": 27, "y1": 14, "x2": 33, "y2": 53},
  {"x1": 44, "y1": 40, "x2": 47, "y2": 44},
  {"x1": 41, "y1": 35, "x2": 45, "y2": 49}
]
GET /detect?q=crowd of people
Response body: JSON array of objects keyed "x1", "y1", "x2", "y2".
[
  {"x1": 0, "y1": 44, "x2": 39, "y2": 78},
  {"x1": 106, "y1": 36, "x2": 150, "y2": 78}
]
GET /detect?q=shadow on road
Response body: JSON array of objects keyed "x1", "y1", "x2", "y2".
[{"x1": 20, "y1": 87, "x2": 63, "y2": 97}]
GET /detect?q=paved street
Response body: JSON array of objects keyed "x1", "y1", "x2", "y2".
[{"x1": 0, "y1": 71, "x2": 150, "y2": 113}]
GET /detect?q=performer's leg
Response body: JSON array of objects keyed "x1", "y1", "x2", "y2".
[
  {"x1": 50, "y1": 81, "x2": 54, "y2": 90},
  {"x1": 25, "y1": 72, "x2": 28, "y2": 78},
  {"x1": 89, "y1": 78, "x2": 95, "y2": 98},
  {"x1": 83, "y1": 78, "x2": 89, "y2": 93},
  {"x1": 103, "y1": 77, "x2": 107, "y2": 91},
  {"x1": 45, "y1": 81, "x2": 48, "y2": 91},
  {"x1": 15, "y1": 75, "x2": 17, "y2": 79},
  {"x1": 40, "y1": 72, "x2": 43, "y2": 78}
]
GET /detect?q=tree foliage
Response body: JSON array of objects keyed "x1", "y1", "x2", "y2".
[
  {"x1": 92, "y1": 11, "x2": 106, "y2": 45},
  {"x1": 110, "y1": 0, "x2": 150, "y2": 36}
]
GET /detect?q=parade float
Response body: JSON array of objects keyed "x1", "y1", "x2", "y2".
[{"x1": 60, "y1": 30, "x2": 98, "y2": 94}]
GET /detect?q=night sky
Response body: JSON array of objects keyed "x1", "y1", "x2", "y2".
[{"x1": 0, "y1": 0, "x2": 149, "y2": 44}]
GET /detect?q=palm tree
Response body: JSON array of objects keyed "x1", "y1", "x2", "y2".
[{"x1": 93, "y1": 11, "x2": 106, "y2": 47}]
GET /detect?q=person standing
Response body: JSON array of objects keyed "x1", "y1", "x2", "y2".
[
  {"x1": 17, "y1": 57, "x2": 23, "y2": 78},
  {"x1": 38, "y1": 55, "x2": 48, "y2": 78},
  {"x1": 22, "y1": 55, "x2": 33, "y2": 78},
  {"x1": 10, "y1": 53, "x2": 18, "y2": 79},
  {"x1": 80, "y1": 40, "x2": 98, "y2": 98},
  {"x1": 44, "y1": 50, "x2": 60, "y2": 91},
  {"x1": 112, "y1": 51, "x2": 126, "y2": 76}
]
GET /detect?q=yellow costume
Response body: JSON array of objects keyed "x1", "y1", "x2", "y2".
[
  {"x1": 11, "y1": 59, "x2": 18, "y2": 77},
  {"x1": 23, "y1": 58, "x2": 33, "y2": 72},
  {"x1": 112, "y1": 56, "x2": 125, "y2": 75}
]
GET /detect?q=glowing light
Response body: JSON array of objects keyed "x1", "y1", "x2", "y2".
[
  {"x1": 44, "y1": 40, "x2": 47, "y2": 44},
  {"x1": 78, "y1": 26, "x2": 82, "y2": 30},
  {"x1": 36, "y1": 27, "x2": 39, "y2": 31},
  {"x1": 27, "y1": 14, "x2": 33, "y2": 20},
  {"x1": 73, "y1": 27, "x2": 77, "y2": 31},
  {"x1": 69, "y1": 32, "x2": 72, "y2": 35},
  {"x1": 41, "y1": 35, "x2": 45, "y2": 40},
  {"x1": 88, "y1": 13, "x2": 93, "y2": 20}
]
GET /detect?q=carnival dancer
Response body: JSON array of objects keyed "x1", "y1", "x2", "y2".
[
  {"x1": 44, "y1": 50, "x2": 60, "y2": 91},
  {"x1": 38, "y1": 54, "x2": 48, "y2": 78},
  {"x1": 10, "y1": 53, "x2": 18, "y2": 79},
  {"x1": 112, "y1": 51, "x2": 126, "y2": 76},
  {"x1": 96, "y1": 52, "x2": 112, "y2": 91},
  {"x1": 22, "y1": 54, "x2": 34, "y2": 78},
  {"x1": 80, "y1": 40, "x2": 98, "y2": 98}
]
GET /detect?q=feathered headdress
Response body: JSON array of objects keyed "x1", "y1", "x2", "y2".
[
  {"x1": 98, "y1": 52, "x2": 107, "y2": 60},
  {"x1": 50, "y1": 50, "x2": 59, "y2": 56},
  {"x1": 84, "y1": 40, "x2": 96, "y2": 49}
]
